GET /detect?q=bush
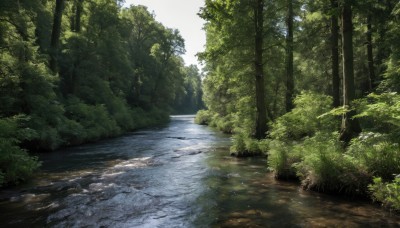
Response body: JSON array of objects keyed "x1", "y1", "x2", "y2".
[
  {"x1": 106, "y1": 97, "x2": 135, "y2": 131},
  {"x1": 230, "y1": 132, "x2": 263, "y2": 157},
  {"x1": 354, "y1": 92, "x2": 400, "y2": 137},
  {"x1": 146, "y1": 107, "x2": 170, "y2": 126},
  {"x1": 267, "y1": 139, "x2": 299, "y2": 179},
  {"x1": 130, "y1": 107, "x2": 147, "y2": 128},
  {"x1": 348, "y1": 132, "x2": 400, "y2": 180},
  {"x1": 268, "y1": 132, "x2": 371, "y2": 195},
  {"x1": 213, "y1": 114, "x2": 234, "y2": 133},
  {"x1": 267, "y1": 92, "x2": 339, "y2": 179},
  {"x1": 369, "y1": 177, "x2": 400, "y2": 211},
  {"x1": 0, "y1": 116, "x2": 41, "y2": 186},
  {"x1": 230, "y1": 133, "x2": 246, "y2": 155},
  {"x1": 195, "y1": 109, "x2": 213, "y2": 125},
  {"x1": 269, "y1": 91, "x2": 337, "y2": 140},
  {"x1": 65, "y1": 97, "x2": 121, "y2": 141},
  {"x1": 294, "y1": 132, "x2": 370, "y2": 195},
  {"x1": 0, "y1": 140, "x2": 41, "y2": 186},
  {"x1": 26, "y1": 108, "x2": 65, "y2": 150},
  {"x1": 57, "y1": 118, "x2": 85, "y2": 146}
]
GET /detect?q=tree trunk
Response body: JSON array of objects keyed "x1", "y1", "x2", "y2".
[
  {"x1": 75, "y1": 0, "x2": 83, "y2": 33},
  {"x1": 50, "y1": 0, "x2": 65, "y2": 73},
  {"x1": 254, "y1": 0, "x2": 267, "y2": 139},
  {"x1": 366, "y1": 14, "x2": 375, "y2": 91},
  {"x1": 285, "y1": 0, "x2": 294, "y2": 112},
  {"x1": 339, "y1": 0, "x2": 361, "y2": 143},
  {"x1": 330, "y1": 0, "x2": 340, "y2": 107}
]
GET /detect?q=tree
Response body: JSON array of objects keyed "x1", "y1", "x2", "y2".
[
  {"x1": 339, "y1": 0, "x2": 361, "y2": 143},
  {"x1": 50, "y1": 0, "x2": 65, "y2": 73},
  {"x1": 330, "y1": 0, "x2": 340, "y2": 107},
  {"x1": 74, "y1": 0, "x2": 84, "y2": 33},
  {"x1": 199, "y1": 0, "x2": 274, "y2": 140},
  {"x1": 285, "y1": 0, "x2": 294, "y2": 112},
  {"x1": 366, "y1": 14, "x2": 375, "y2": 92},
  {"x1": 254, "y1": 0, "x2": 267, "y2": 139}
]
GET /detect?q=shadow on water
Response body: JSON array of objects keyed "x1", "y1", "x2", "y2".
[
  {"x1": 0, "y1": 115, "x2": 399, "y2": 227},
  {"x1": 194, "y1": 148, "x2": 400, "y2": 227}
]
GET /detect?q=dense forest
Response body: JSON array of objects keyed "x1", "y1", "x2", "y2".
[
  {"x1": 0, "y1": 0, "x2": 203, "y2": 186},
  {"x1": 195, "y1": 0, "x2": 400, "y2": 210},
  {"x1": 1, "y1": 0, "x2": 400, "y2": 215}
]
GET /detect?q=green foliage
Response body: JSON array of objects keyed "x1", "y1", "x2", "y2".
[
  {"x1": 0, "y1": 1, "x2": 194, "y2": 186},
  {"x1": 65, "y1": 97, "x2": 121, "y2": 142},
  {"x1": 348, "y1": 132, "x2": 400, "y2": 180},
  {"x1": 266, "y1": 92, "x2": 373, "y2": 194},
  {"x1": 369, "y1": 177, "x2": 400, "y2": 211},
  {"x1": 230, "y1": 133, "x2": 246, "y2": 155},
  {"x1": 269, "y1": 91, "x2": 338, "y2": 140},
  {"x1": 173, "y1": 65, "x2": 204, "y2": 114},
  {"x1": 294, "y1": 132, "x2": 370, "y2": 194},
  {"x1": 0, "y1": 117, "x2": 41, "y2": 186},
  {"x1": 267, "y1": 139, "x2": 299, "y2": 179},
  {"x1": 106, "y1": 97, "x2": 135, "y2": 131},
  {"x1": 267, "y1": 94, "x2": 400, "y2": 195},
  {"x1": 195, "y1": 110, "x2": 235, "y2": 133},
  {"x1": 146, "y1": 107, "x2": 170, "y2": 126},
  {"x1": 197, "y1": 0, "x2": 400, "y2": 206},
  {"x1": 354, "y1": 93, "x2": 400, "y2": 134},
  {"x1": 379, "y1": 2, "x2": 400, "y2": 93},
  {"x1": 210, "y1": 114, "x2": 235, "y2": 134},
  {"x1": 195, "y1": 110, "x2": 213, "y2": 125},
  {"x1": 0, "y1": 140, "x2": 41, "y2": 186},
  {"x1": 230, "y1": 132, "x2": 263, "y2": 157}
]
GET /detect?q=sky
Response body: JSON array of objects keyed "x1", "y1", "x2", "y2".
[{"x1": 123, "y1": 0, "x2": 206, "y2": 67}]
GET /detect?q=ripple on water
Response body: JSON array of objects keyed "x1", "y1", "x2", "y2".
[
  {"x1": 1, "y1": 116, "x2": 400, "y2": 227},
  {"x1": 113, "y1": 157, "x2": 155, "y2": 170}
]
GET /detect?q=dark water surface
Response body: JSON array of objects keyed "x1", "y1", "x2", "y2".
[{"x1": 0, "y1": 115, "x2": 399, "y2": 227}]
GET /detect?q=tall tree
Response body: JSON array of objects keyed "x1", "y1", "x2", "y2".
[
  {"x1": 366, "y1": 14, "x2": 375, "y2": 92},
  {"x1": 199, "y1": 0, "x2": 279, "y2": 139},
  {"x1": 285, "y1": 0, "x2": 294, "y2": 112},
  {"x1": 339, "y1": 0, "x2": 361, "y2": 143},
  {"x1": 330, "y1": 0, "x2": 340, "y2": 107},
  {"x1": 50, "y1": 0, "x2": 65, "y2": 72},
  {"x1": 254, "y1": 0, "x2": 267, "y2": 139},
  {"x1": 75, "y1": 0, "x2": 84, "y2": 33}
]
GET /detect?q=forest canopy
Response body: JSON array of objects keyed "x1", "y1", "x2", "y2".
[
  {"x1": 0, "y1": 0, "x2": 203, "y2": 186},
  {"x1": 196, "y1": 0, "x2": 400, "y2": 210}
]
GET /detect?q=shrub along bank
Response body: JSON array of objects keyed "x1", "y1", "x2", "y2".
[{"x1": 196, "y1": 91, "x2": 400, "y2": 211}]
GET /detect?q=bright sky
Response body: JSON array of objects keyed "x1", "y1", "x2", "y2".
[{"x1": 123, "y1": 0, "x2": 206, "y2": 67}]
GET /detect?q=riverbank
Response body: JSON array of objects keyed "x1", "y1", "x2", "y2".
[
  {"x1": 1, "y1": 116, "x2": 399, "y2": 227},
  {"x1": 194, "y1": 99, "x2": 400, "y2": 212},
  {"x1": 0, "y1": 109, "x2": 170, "y2": 187}
]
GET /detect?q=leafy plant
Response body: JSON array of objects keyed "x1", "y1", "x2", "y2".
[
  {"x1": 348, "y1": 132, "x2": 400, "y2": 180},
  {"x1": 354, "y1": 93, "x2": 400, "y2": 135},
  {"x1": 0, "y1": 116, "x2": 41, "y2": 186},
  {"x1": 293, "y1": 132, "x2": 370, "y2": 195},
  {"x1": 230, "y1": 130, "x2": 264, "y2": 157},
  {"x1": 369, "y1": 177, "x2": 400, "y2": 211},
  {"x1": 267, "y1": 139, "x2": 299, "y2": 179},
  {"x1": 195, "y1": 110, "x2": 213, "y2": 125},
  {"x1": 269, "y1": 91, "x2": 338, "y2": 141}
]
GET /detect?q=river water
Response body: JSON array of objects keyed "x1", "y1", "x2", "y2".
[{"x1": 0, "y1": 115, "x2": 399, "y2": 227}]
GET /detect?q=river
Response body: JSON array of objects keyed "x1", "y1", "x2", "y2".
[{"x1": 0, "y1": 115, "x2": 399, "y2": 227}]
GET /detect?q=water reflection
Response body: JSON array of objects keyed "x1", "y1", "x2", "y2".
[
  {"x1": 196, "y1": 151, "x2": 400, "y2": 227},
  {"x1": 0, "y1": 116, "x2": 399, "y2": 227}
]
